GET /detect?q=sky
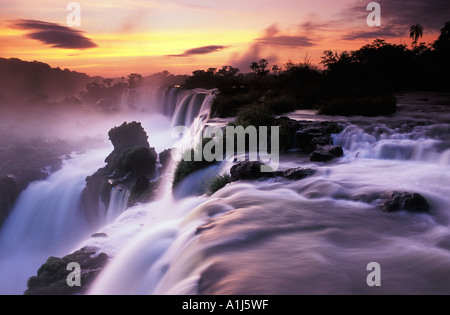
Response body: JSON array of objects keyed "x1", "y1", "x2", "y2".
[{"x1": 0, "y1": 0, "x2": 449, "y2": 77}]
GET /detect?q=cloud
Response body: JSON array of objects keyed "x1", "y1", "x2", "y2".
[
  {"x1": 167, "y1": 45, "x2": 229, "y2": 57},
  {"x1": 256, "y1": 35, "x2": 315, "y2": 47},
  {"x1": 255, "y1": 24, "x2": 315, "y2": 48},
  {"x1": 10, "y1": 19, "x2": 97, "y2": 49},
  {"x1": 345, "y1": 0, "x2": 450, "y2": 33},
  {"x1": 120, "y1": 9, "x2": 151, "y2": 33},
  {"x1": 341, "y1": 27, "x2": 404, "y2": 41}
]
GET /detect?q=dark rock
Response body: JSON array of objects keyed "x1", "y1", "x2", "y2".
[
  {"x1": 119, "y1": 146, "x2": 157, "y2": 177},
  {"x1": 159, "y1": 149, "x2": 172, "y2": 172},
  {"x1": 310, "y1": 145, "x2": 344, "y2": 162},
  {"x1": 24, "y1": 246, "x2": 109, "y2": 295},
  {"x1": 82, "y1": 122, "x2": 158, "y2": 223},
  {"x1": 275, "y1": 117, "x2": 301, "y2": 151},
  {"x1": 91, "y1": 233, "x2": 108, "y2": 238},
  {"x1": 127, "y1": 176, "x2": 162, "y2": 207},
  {"x1": 283, "y1": 168, "x2": 315, "y2": 180},
  {"x1": 381, "y1": 191, "x2": 430, "y2": 213},
  {"x1": 108, "y1": 121, "x2": 150, "y2": 152},
  {"x1": 295, "y1": 121, "x2": 343, "y2": 153},
  {"x1": 230, "y1": 161, "x2": 273, "y2": 182},
  {"x1": 0, "y1": 176, "x2": 20, "y2": 227}
]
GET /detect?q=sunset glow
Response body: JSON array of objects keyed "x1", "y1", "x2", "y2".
[{"x1": 0, "y1": 0, "x2": 448, "y2": 76}]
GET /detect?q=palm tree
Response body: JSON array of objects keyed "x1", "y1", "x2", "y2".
[{"x1": 410, "y1": 24, "x2": 424, "y2": 47}]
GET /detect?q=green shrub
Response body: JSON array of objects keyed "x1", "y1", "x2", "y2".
[
  {"x1": 207, "y1": 173, "x2": 231, "y2": 195},
  {"x1": 264, "y1": 95, "x2": 298, "y2": 115},
  {"x1": 234, "y1": 104, "x2": 274, "y2": 128},
  {"x1": 210, "y1": 90, "x2": 261, "y2": 118},
  {"x1": 172, "y1": 138, "x2": 217, "y2": 189}
]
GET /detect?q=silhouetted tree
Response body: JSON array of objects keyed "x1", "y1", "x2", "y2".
[
  {"x1": 433, "y1": 21, "x2": 450, "y2": 53},
  {"x1": 127, "y1": 73, "x2": 143, "y2": 88},
  {"x1": 410, "y1": 24, "x2": 424, "y2": 48},
  {"x1": 250, "y1": 59, "x2": 270, "y2": 76}
]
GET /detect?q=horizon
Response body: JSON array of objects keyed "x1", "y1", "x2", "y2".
[{"x1": 1, "y1": 0, "x2": 449, "y2": 77}]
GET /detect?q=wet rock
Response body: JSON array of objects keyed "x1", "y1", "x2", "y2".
[
  {"x1": 275, "y1": 117, "x2": 301, "y2": 151},
  {"x1": 108, "y1": 121, "x2": 150, "y2": 152},
  {"x1": 381, "y1": 191, "x2": 430, "y2": 213},
  {"x1": 296, "y1": 121, "x2": 344, "y2": 154},
  {"x1": 159, "y1": 149, "x2": 173, "y2": 173},
  {"x1": 283, "y1": 168, "x2": 315, "y2": 180},
  {"x1": 230, "y1": 161, "x2": 273, "y2": 182},
  {"x1": 82, "y1": 122, "x2": 159, "y2": 224},
  {"x1": 24, "y1": 247, "x2": 108, "y2": 295},
  {"x1": 0, "y1": 176, "x2": 20, "y2": 227},
  {"x1": 91, "y1": 233, "x2": 108, "y2": 238},
  {"x1": 310, "y1": 145, "x2": 344, "y2": 162}
]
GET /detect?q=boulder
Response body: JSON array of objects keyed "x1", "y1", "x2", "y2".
[
  {"x1": 310, "y1": 145, "x2": 344, "y2": 162},
  {"x1": 295, "y1": 121, "x2": 344, "y2": 154},
  {"x1": 230, "y1": 161, "x2": 273, "y2": 182},
  {"x1": 24, "y1": 246, "x2": 108, "y2": 295},
  {"x1": 283, "y1": 168, "x2": 315, "y2": 180},
  {"x1": 381, "y1": 191, "x2": 430, "y2": 213}
]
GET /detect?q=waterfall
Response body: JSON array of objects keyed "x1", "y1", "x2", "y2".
[
  {"x1": 120, "y1": 87, "x2": 215, "y2": 128},
  {"x1": 105, "y1": 187, "x2": 130, "y2": 223},
  {"x1": 0, "y1": 87, "x2": 216, "y2": 294},
  {"x1": 86, "y1": 100, "x2": 450, "y2": 295},
  {"x1": 333, "y1": 123, "x2": 450, "y2": 164},
  {"x1": 0, "y1": 149, "x2": 109, "y2": 294}
]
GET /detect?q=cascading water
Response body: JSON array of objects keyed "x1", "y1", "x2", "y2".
[
  {"x1": 87, "y1": 96, "x2": 450, "y2": 295},
  {"x1": 0, "y1": 149, "x2": 109, "y2": 294},
  {"x1": 0, "y1": 87, "x2": 216, "y2": 295},
  {"x1": 3, "y1": 87, "x2": 450, "y2": 295},
  {"x1": 105, "y1": 187, "x2": 130, "y2": 224},
  {"x1": 120, "y1": 86, "x2": 216, "y2": 128}
]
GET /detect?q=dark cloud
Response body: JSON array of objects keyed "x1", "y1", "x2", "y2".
[
  {"x1": 299, "y1": 20, "x2": 335, "y2": 32},
  {"x1": 167, "y1": 45, "x2": 229, "y2": 57},
  {"x1": 297, "y1": 0, "x2": 450, "y2": 44},
  {"x1": 10, "y1": 19, "x2": 97, "y2": 49},
  {"x1": 255, "y1": 24, "x2": 315, "y2": 48},
  {"x1": 341, "y1": 27, "x2": 404, "y2": 41},
  {"x1": 256, "y1": 35, "x2": 315, "y2": 47},
  {"x1": 346, "y1": 0, "x2": 450, "y2": 33}
]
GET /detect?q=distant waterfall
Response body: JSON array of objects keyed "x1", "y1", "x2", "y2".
[{"x1": 120, "y1": 87, "x2": 216, "y2": 127}]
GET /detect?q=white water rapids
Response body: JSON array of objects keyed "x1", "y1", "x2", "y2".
[{"x1": 1, "y1": 89, "x2": 450, "y2": 294}]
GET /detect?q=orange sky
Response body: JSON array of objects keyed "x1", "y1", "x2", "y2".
[{"x1": 0, "y1": 0, "x2": 446, "y2": 77}]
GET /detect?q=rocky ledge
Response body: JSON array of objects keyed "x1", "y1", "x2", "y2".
[{"x1": 24, "y1": 246, "x2": 108, "y2": 295}]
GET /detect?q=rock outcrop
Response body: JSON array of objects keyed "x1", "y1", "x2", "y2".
[
  {"x1": 230, "y1": 162, "x2": 315, "y2": 182},
  {"x1": 24, "y1": 247, "x2": 108, "y2": 295},
  {"x1": 81, "y1": 122, "x2": 159, "y2": 223},
  {"x1": 230, "y1": 161, "x2": 274, "y2": 182},
  {"x1": 310, "y1": 145, "x2": 344, "y2": 162},
  {"x1": 381, "y1": 191, "x2": 430, "y2": 213},
  {"x1": 283, "y1": 167, "x2": 315, "y2": 180}
]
